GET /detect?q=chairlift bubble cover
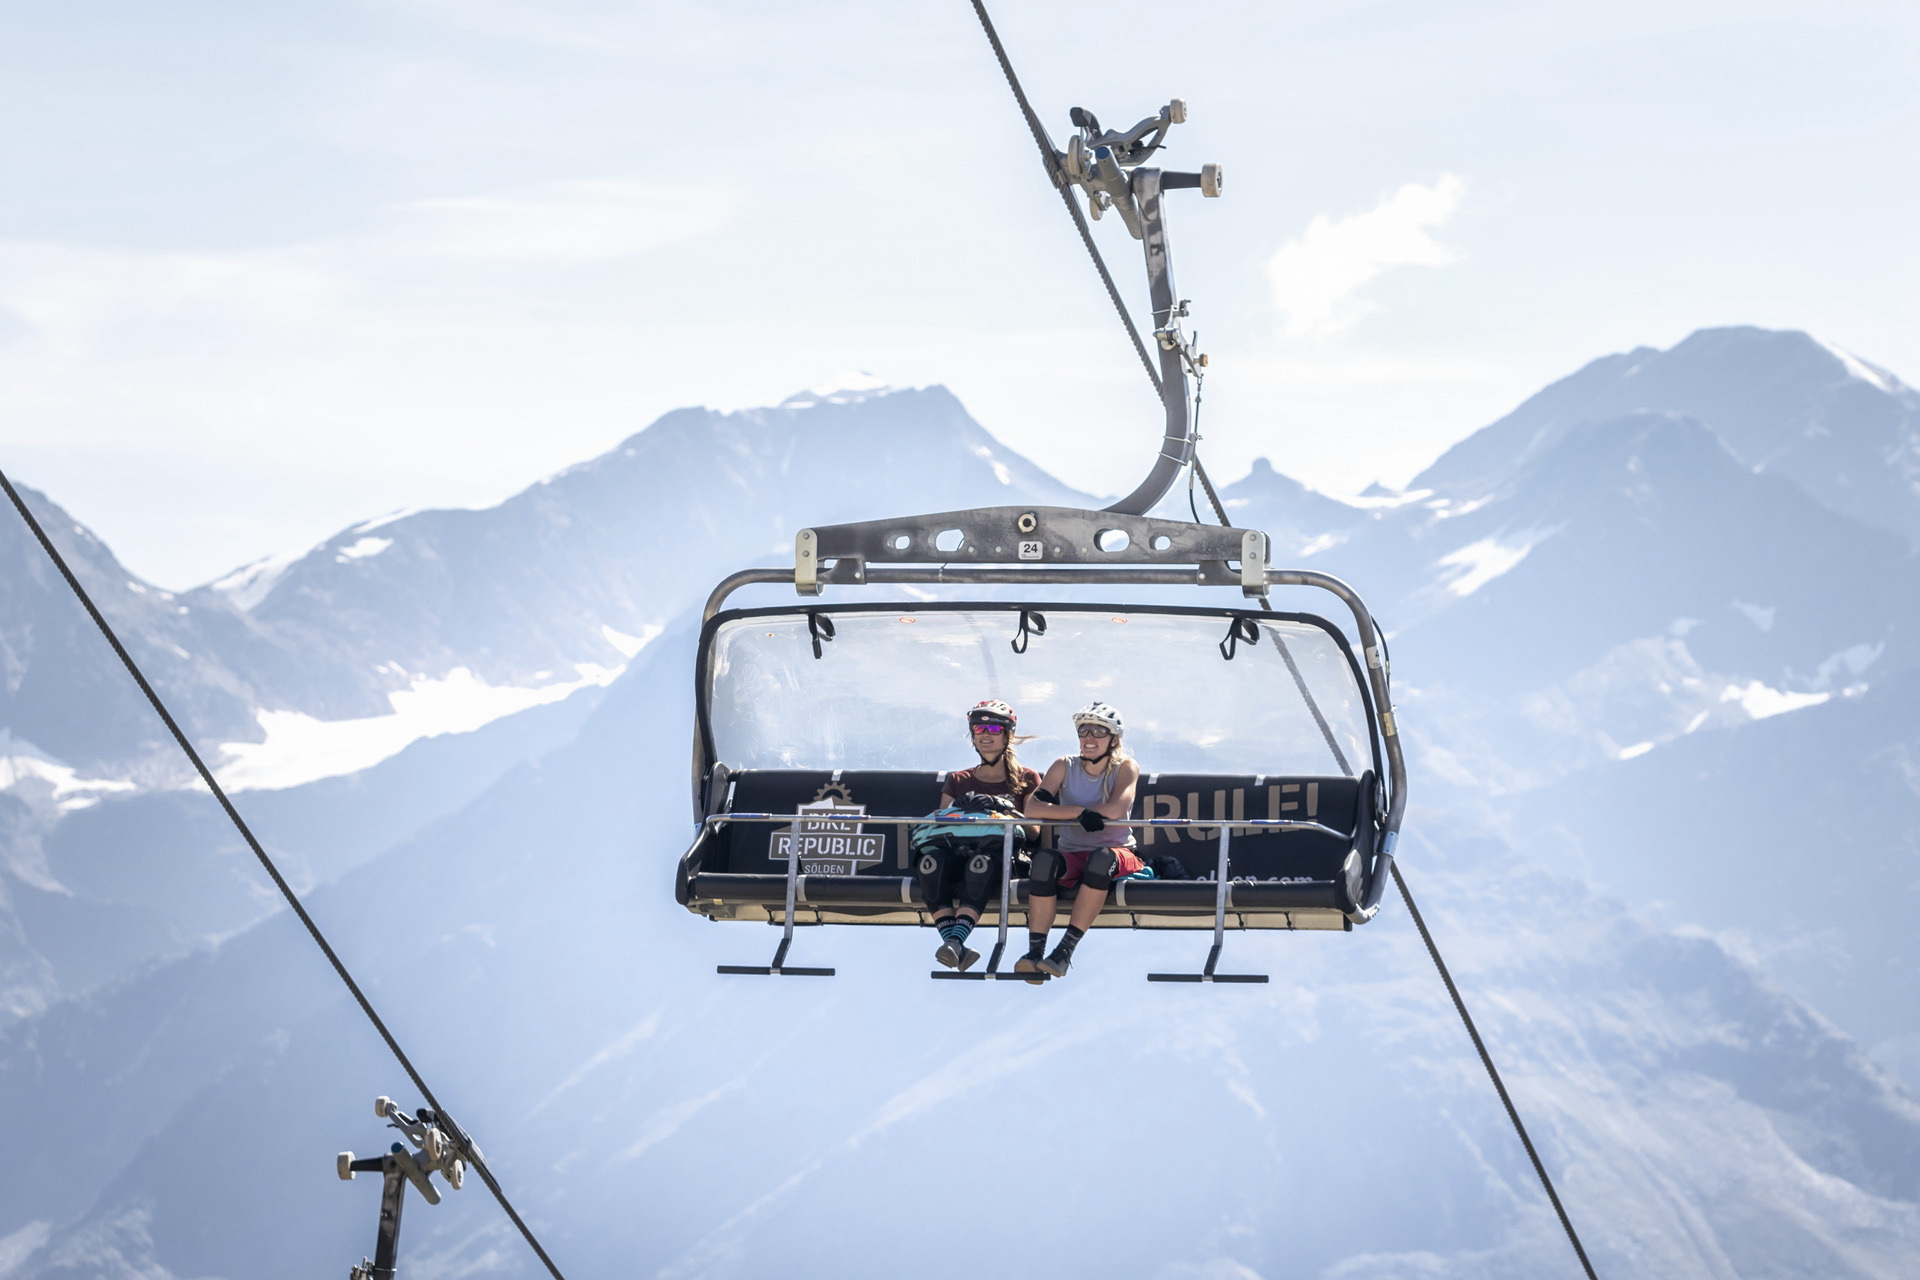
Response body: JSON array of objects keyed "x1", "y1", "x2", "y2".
[{"x1": 678, "y1": 602, "x2": 1388, "y2": 930}]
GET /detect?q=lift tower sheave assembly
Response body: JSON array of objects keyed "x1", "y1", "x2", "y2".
[{"x1": 337, "y1": 1095, "x2": 474, "y2": 1279}]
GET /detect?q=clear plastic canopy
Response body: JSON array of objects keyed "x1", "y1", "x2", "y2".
[{"x1": 704, "y1": 606, "x2": 1374, "y2": 778}]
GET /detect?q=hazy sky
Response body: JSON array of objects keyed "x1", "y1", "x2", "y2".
[{"x1": 3, "y1": 0, "x2": 1916, "y2": 588}]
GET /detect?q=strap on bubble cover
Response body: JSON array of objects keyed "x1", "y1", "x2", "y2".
[
  {"x1": 807, "y1": 611, "x2": 836, "y2": 659},
  {"x1": 1218, "y1": 615, "x2": 1260, "y2": 660},
  {"x1": 1011, "y1": 609, "x2": 1047, "y2": 654}
]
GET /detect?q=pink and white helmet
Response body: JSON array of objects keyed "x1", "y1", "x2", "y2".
[{"x1": 967, "y1": 699, "x2": 1017, "y2": 730}]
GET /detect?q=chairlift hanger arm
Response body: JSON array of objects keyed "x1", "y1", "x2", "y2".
[{"x1": 965, "y1": 2, "x2": 1220, "y2": 515}]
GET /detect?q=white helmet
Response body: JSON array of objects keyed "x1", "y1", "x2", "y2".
[{"x1": 1072, "y1": 701, "x2": 1123, "y2": 736}]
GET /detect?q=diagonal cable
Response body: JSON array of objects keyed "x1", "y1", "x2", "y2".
[
  {"x1": 0, "y1": 469, "x2": 568, "y2": 1280},
  {"x1": 1393, "y1": 863, "x2": 1600, "y2": 1279},
  {"x1": 967, "y1": 0, "x2": 1162, "y2": 399}
]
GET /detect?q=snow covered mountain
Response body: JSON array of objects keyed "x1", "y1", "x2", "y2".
[
  {"x1": 3, "y1": 332, "x2": 1919, "y2": 1278},
  {"x1": 1, "y1": 383, "x2": 1083, "y2": 1023},
  {"x1": 1412, "y1": 326, "x2": 1920, "y2": 546}
]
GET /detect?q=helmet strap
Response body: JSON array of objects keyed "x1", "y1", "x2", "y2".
[{"x1": 972, "y1": 726, "x2": 1006, "y2": 769}]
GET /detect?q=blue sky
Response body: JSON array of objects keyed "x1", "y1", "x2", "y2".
[{"x1": 2, "y1": 0, "x2": 1916, "y2": 588}]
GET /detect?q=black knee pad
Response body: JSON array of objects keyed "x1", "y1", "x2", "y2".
[
  {"x1": 1081, "y1": 849, "x2": 1120, "y2": 892},
  {"x1": 1027, "y1": 848, "x2": 1061, "y2": 897},
  {"x1": 914, "y1": 850, "x2": 949, "y2": 908},
  {"x1": 961, "y1": 851, "x2": 995, "y2": 912}
]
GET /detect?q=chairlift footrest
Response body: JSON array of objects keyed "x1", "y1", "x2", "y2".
[
  {"x1": 717, "y1": 965, "x2": 836, "y2": 976},
  {"x1": 1146, "y1": 972, "x2": 1269, "y2": 983},
  {"x1": 929, "y1": 969, "x2": 1050, "y2": 982}
]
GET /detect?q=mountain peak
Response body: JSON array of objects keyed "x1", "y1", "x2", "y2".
[
  {"x1": 1413, "y1": 326, "x2": 1920, "y2": 545},
  {"x1": 779, "y1": 371, "x2": 899, "y2": 409}
]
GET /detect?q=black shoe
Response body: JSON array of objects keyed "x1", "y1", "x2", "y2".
[
  {"x1": 1037, "y1": 946, "x2": 1073, "y2": 978},
  {"x1": 1013, "y1": 954, "x2": 1047, "y2": 984}
]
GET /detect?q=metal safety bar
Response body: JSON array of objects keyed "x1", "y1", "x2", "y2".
[
  {"x1": 1146, "y1": 823, "x2": 1267, "y2": 984},
  {"x1": 717, "y1": 809, "x2": 835, "y2": 976},
  {"x1": 702, "y1": 812, "x2": 1353, "y2": 840},
  {"x1": 929, "y1": 820, "x2": 1026, "y2": 981},
  {"x1": 708, "y1": 811, "x2": 1350, "y2": 982}
]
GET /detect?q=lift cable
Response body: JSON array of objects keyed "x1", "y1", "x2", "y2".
[
  {"x1": 1151, "y1": 229, "x2": 1600, "y2": 1280},
  {"x1": 0, "y1": 469, "x2": 570, "y2": 1280},
  {"x1": 1180, "y1": 449, "x2": 1598, "y2": 1275},
  {"x1": 967, "y1": 0, "x2": 1164, "y2": 399},
  {"x1": 1393, "y1": 864, "x2": 1600, "y2": 1278}
]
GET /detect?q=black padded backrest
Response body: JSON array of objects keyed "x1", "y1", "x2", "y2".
[
  {"x1": 1133, "y1": 773, "x2": 1367, "y2": 881},
  {"x1": 725, "y1": 770, "x2": 946, "y2": 875}
]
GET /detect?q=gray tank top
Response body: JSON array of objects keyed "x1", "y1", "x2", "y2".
[{"x1": 1057, "y1": 758, "x2": 1134, "y2": 852}]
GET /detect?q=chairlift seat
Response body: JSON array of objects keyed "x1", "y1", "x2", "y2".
[{"x1": 678, "y1": 767, "x2": 1375, "y2": 930}]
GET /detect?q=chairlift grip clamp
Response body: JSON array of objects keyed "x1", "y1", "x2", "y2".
[
  {"x1": 795, "y1": 529, "x2": 821, "y2": 597},
  {"x1": 1239, "y1": 531, "x2": 1267, "y2": 597}
]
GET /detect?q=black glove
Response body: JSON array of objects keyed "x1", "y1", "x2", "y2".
[
  {"x1": 1032, "y1": 787, "x2": 1058, "y2": 805},
  {"x1": 1077, "y1": 808, "x2": 1106, "y2": 832}
]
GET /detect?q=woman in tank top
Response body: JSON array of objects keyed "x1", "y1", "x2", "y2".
[
  {"x1": 1015, "y1": 701, "x2": 1145, "y2": 980},
  {"x1": 922, "y1": 699, "x2": 1041, "y2": 970}
]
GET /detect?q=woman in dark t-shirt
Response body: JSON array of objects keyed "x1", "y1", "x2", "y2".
[{"x1": 924, "y1": 699, "x2": 1041, "y2": 970}]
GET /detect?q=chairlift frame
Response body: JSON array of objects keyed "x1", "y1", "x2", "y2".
[{"x1": 675, "y1": 89, "x2": 1408, "y2": 977}]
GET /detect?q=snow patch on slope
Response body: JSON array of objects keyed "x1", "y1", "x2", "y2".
[
  {"x1": 0, "y1": 754, "x2": 138, "y2": 814},
  {"x1": 782, "y1": 371, "x2": 895, "y2": 408},
  {"x1": 600, "y1": 623, "x2": 663, "y2": 659},
  {"x1": 334, "y1": 536, "x2": 392, "y2": 562},
  {"x1": 1817, "y1": 337, "x2": 1896, "y2": 395},
  {"x1": 1438, "y1": 533, "x2": 1539, "y2": 596},
  {"x1": 1721, "y1": 680, "x2": 1829, "y2": 720},
  {"x1": 214, "y1": 664, "x2": 623, "y2": 791},
  {"x1": 207, "y1": 548, "x2": 304, "y2": 610}
]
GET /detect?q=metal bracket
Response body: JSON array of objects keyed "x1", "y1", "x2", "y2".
[
  {"x1": 800, "y1": 505, "x2": 1264, "y2": 576},
  {"x1": 1241, "y1": 530, "x2": 1268, "y2": 598},
  {"x1": 795, "y1": 528, "x2": 820, "y2": 597}
]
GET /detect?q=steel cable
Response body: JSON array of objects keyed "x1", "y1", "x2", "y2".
[
  {"x1": 966, "y1": 0, "x2": 1163, "y2": 398},
  {"x1": 0, "y1": 469, "x2": 569, "y2": 1280},
  {"x1": 1392, "y1": 862, "x2": 1600, "y2": 1278}
]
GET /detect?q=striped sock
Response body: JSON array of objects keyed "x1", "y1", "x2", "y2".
[{"x1": 940, "y1": 918, "x2": 974, "y2": 945}]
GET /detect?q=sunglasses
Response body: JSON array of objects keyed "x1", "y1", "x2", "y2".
[
  {"x1": 970, "y1": 723, "x2": 1008, "y2": 735},
  {"x1": 1077, "y1": 726, "x2": 1112, "y2": 739}
]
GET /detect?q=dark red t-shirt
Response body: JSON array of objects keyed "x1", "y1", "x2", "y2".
[{"x1": 943, "y1": 765, "x2": 1041, "y2": 805}]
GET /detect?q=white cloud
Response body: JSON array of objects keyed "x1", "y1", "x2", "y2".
[
  {"x1": 399, "y1": 180, "x2": 734, "y2": 262},
  {"x1": 1268, "y1": 175, "x2": 1467, "y2": 338}
]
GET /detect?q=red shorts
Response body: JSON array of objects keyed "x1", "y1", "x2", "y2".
[{"x1": 1061, "y1": 845, "x2": 1146, "y2": 890}]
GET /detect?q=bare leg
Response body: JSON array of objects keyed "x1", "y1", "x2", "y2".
[
  {"x1": 1027, "y1": 894, "x2": 1058, "y2": 935},
  {"x1": 1068, "y1": 885, "x2": 1108, "y2": 931}
]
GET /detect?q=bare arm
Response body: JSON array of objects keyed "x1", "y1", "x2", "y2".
[
  {"x1": 1087, "y1": 759, "x2": 1140, "y2": 821},
  {"x1": 1024, "y1": 758, "x2": 1138, "y2": 823},
  {"x1": 1021, "y1": 759, "x2": 1075, "y2": 819}
]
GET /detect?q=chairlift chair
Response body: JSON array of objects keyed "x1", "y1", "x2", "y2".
[{"x1": 673, "y1": 94, "x2": 1408, "y2": 981}]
